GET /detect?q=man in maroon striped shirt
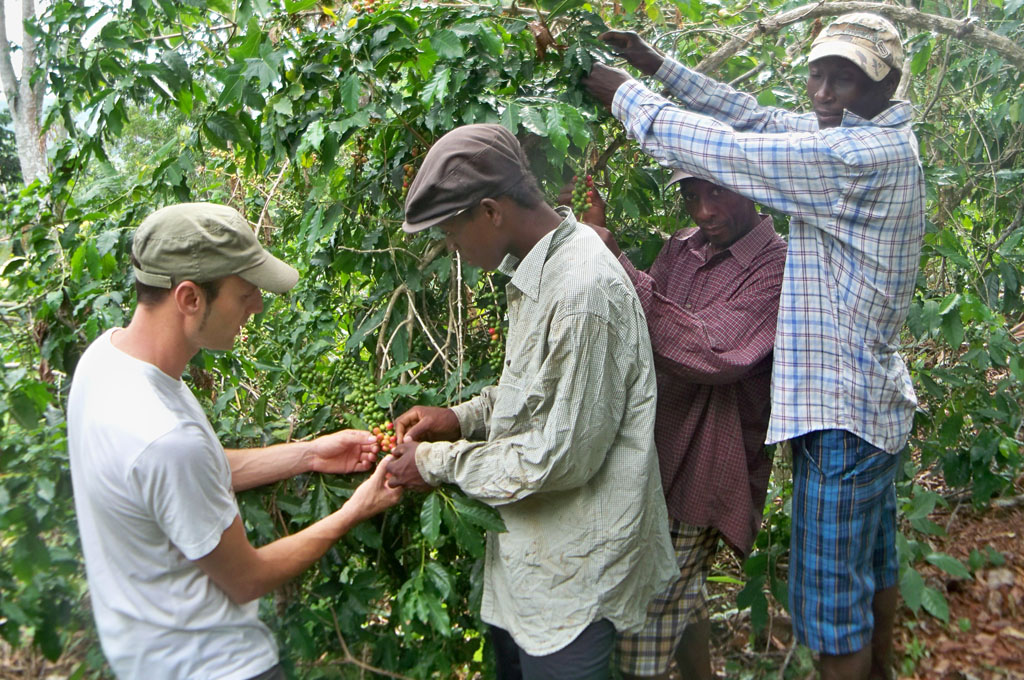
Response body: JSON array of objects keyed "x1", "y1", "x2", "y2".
[{"x1": 565, "y1": 171, "x2": 786, "y2": 679}]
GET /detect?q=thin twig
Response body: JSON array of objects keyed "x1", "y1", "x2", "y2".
[
  {"x1": 257, "y1": 159, "x2": 290, "y2": 242},
  {"x1": 327, "y1": 605, "x2": 414, "y2": 680}
]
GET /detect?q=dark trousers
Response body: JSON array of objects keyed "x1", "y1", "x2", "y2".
[{"x1": 490, "y1": 619, "x2": 615, "y2": 680}]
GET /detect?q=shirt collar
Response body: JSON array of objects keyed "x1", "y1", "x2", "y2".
[
  {"x1": 840, "y1": 100, "x2": 914, "y2": 128},
  {"x1": 499, "y1": 208, "x2": 577, "y2": 302},
  {"x1": 678, "y1": 214, "x2": 775, "y2": 269}
]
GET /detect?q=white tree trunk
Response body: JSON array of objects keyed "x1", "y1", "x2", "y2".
[{"x1": 0, "y1": 0, "x2": 49, "y2": 184}]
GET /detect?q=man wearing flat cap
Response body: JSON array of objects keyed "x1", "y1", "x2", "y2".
[
  {"x1": 68, "y1": 203, "x2": 402, "y2": 680},
  {"x1": 582, "y1": 12, "x2": 924, "y2": 680},
  {"x1": 386, "y1": 124, "x2": 677, "y2": 678}
]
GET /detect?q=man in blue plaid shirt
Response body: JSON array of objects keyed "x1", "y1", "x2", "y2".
[{"x1": 582, "y1": 13, "x2": 925, "y2": 680}]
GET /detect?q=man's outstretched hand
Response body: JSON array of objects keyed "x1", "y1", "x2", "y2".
[{"x1": 600, "y1": 30, "x2": 665, "y2": 76}]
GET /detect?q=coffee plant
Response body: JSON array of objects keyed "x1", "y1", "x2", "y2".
[{"x1": 0, "y1": 0, "x2": 1022, "y2": 676}]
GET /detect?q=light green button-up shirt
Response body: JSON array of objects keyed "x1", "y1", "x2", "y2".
[{"x1": 415, "y1": 211, "x2": 677, "y2": 656}]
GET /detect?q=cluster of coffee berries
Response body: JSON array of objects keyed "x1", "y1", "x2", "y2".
[
  {"x1": 401, "y1": 162, "x2": 415, "y2": 199},
  {"x1": 352, "y1": 136, "x2": 369, "y2": 171},
  {"x1": 297, "y1": 362, "x2": 336, "y2": 401},
  {"x1": 352, "y1": 0, "x2": 376, "y2": 13},
  {"x1": 486, "y1": 326, "x2": 504, "y2": 373},
  {"x1": 339, "y1": 360, "x2": 387, "y2": 427},
  {"x1": 571, "y1": 174, "x2": 595, "y2": 217},
  {"x1": 373, "y1": 422, "x2": 396, "y2": 452}
]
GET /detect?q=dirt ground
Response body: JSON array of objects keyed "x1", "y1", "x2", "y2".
[
  {"x1": 3, "y1": 503, "x2": 1023, "y2": 679},
  {"x1": 894, "y1": 503, "x2": 1024, "y2": 680},
  {"x1": 698, "y1": 501, "x2": 1024, "y2": 680}
]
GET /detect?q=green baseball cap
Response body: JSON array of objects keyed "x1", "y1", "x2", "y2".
[{"x1": 131, "y1": 203, "x2": 299, "y2": 294}]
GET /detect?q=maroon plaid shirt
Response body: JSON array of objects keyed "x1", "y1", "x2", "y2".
[{"x1": 617, "y1": 215, "x2": 786, "y2": 556}]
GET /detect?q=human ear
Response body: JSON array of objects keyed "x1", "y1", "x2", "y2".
[
  {"x1": 173, "y1": 281, "x2": 204, "y2": 317},
  {"x1": 479, "y1": 198, "x2": 502, "y2": 229}
]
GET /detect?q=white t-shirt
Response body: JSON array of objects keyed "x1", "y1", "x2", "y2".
[{"x1": 68, "y1": 329, "x2": 278, "y2": 680}]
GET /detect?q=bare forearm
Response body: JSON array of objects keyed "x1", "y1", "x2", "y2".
[
  {"x1": 227, "y1": 441, "x2": 313, "y2": 491},
  {"x1": 239, "y1": 503, "x2": 368, "y2": 601}
]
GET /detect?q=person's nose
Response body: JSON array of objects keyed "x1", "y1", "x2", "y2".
[
  {"x1": 692, "y1": 197, "x2": 716, "y2": 223},
  {"x1": 251, "y1": 294, "x2": 265, "y2": 315},
  {"x1": 812, "y1": 77, "x2": 834, "y2": 104}
]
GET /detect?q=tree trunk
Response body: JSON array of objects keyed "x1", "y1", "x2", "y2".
[{"x1": 0, "y1": 0, "x2": 49, "y2": 184}]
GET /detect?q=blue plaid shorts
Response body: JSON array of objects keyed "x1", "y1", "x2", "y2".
[{"x1": 789, "y1": 429, "x2": 899, "y2": 655}]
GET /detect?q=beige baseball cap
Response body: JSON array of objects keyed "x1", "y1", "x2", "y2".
[
  {"x1": 808, "y1": 13, "x2": 904, "y2": 82},
  {"x1": 131, "y1": 203, "x2": 299, "y2": 293}
]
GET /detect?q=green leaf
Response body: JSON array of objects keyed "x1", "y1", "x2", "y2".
[
  {"x1": 205, "y1": 113, "x2": 247, "y2": 146},
  {"x1": 8, "y1": 389, "x2": 42, "y2": 429},
  {"x1": 423, "y1": 561, "x2": 455, "y2": 601},
  {"x1": 921, "y1": 585, "x2": 949, "y2": 622},
  {"x1": 423, "y1": 591, "x2": 451, "y2": 634},
  {"x1": 272, "y1": 97, "x2": 293, "y2": 116},
  {"x1": 560, "y1": 105, "x2": 590, "y2": 150},
  {"x1": 545, "y1": 107, "x2": 569, "y2": 155},
  {"x1": 520, "y1": 107, "x2": 547, "y2": 136},
  {"x1": 451, "y1": 494, "x2": 507, "y2": 532},
  {"x1": 925, "y1": 552, "x2": 971, "y2": 580},
  {"x1": 500, "y1": 101, "x2": 520, "y2": 134},
  {"x1": 161, "y1": 50, "x2": 191, "y2": 89},
  {"x1": 442, "y1": 505, "x2": 485, "y2": 558},
  {"x1": 900, "y1": 567, "x2": 924, "y2": 611},
  {"x1": 421, "y1": 67, "x2": 451, "y2": 106},
  {"x1": 940, "y1": 310, "x2": 964, "y2": 348},
  {"x1": 475, "y1": 23, "x2": 503, "y2": 57},
  {"x1": 339, "y1": 75, "x2": 361, "y2": 114},
  {"x1": 420, "y1": 492, "x2": 442, "y2": 544},
  {"x1": 910, "y1": 39, "x2": 933, "y2": 76},
  {"x1": 229, "y1": 19, "x2": 264, "y2": 60},
  {"x1": 430, "y1": 30, "x2": 464, "y2": 60},
  {"x1": 284, "y1": 0, "x2": 317, "y2": 13}
]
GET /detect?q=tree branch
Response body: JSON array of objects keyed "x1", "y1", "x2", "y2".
[
  {"x1": 0, "y1": 0, "x2": 20, "y2": 107},
  {"x1": 22, "y1": 0, "x2": 43, "y2": 105},
  {"x1": 695, "y1": 1, "x2": 1024, "y2": 75}
]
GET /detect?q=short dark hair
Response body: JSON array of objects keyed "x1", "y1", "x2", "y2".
[{"x1": 500, "y1": 145, "x2": 546, "y2": 209}]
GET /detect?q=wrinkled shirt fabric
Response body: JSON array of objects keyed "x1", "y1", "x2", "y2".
[
  {"x1": 617, "y1": 215, "x2": 786, "y2": 555},
  {"x1": 415, "y1": 211, "x2": 678, "y2": 656},
  {"x1": 612, "y1": 58, "x2": 926, "y2": 454}
]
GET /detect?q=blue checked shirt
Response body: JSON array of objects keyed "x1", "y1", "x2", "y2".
[{"x1": 612, "y1": 57, "x2": 926, "y2": 454}]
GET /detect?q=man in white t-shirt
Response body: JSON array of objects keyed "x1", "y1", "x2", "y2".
[{"x1": 68, "y1": 203, "x2": 403, "y2": 680}]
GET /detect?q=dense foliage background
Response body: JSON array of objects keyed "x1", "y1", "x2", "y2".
[{"x1": 0, "y1": 0, "x2": 1021, "y2": 677}]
